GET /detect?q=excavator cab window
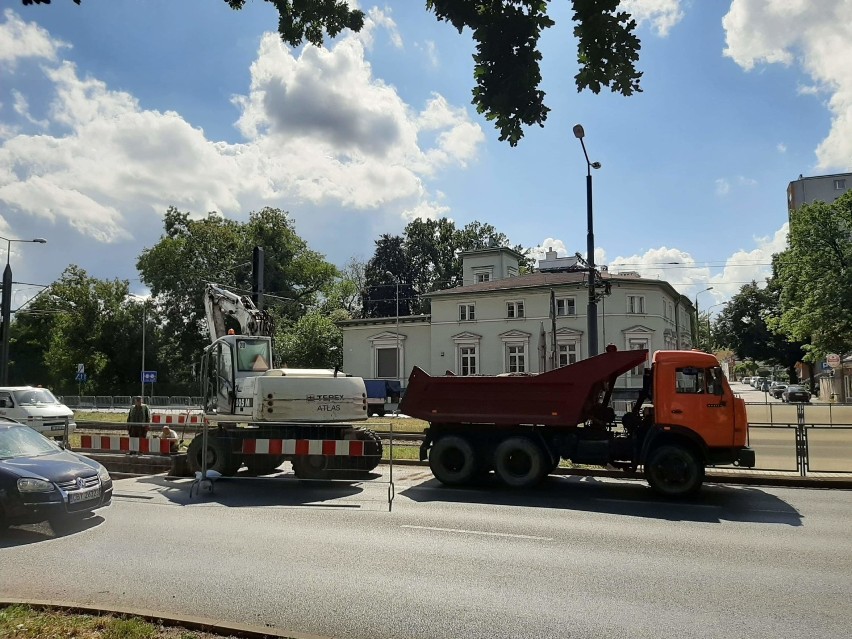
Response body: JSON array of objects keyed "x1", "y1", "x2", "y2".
[{"x1": 235, "y1": 338, "x2": 272, "y2": 373}]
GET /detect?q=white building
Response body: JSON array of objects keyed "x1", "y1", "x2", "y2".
[{"x1": 339, "y1": 247, "x2": 696, "y2": 391}]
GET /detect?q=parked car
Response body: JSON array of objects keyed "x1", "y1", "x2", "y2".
[
  {"x1": 782, "y1": 385, "x2": 811, "y2": 403},
  {"x1": 0, "y1": 419, "x2": 112, "y2": 531},
  {"x1": 741, "y1": 376, "x2": 751, "y2": 385},
  {"x1": 751, "y1": 377, "x2": 765, "y2": 388},
  {"x1": 770, "y1": 383, "x2": 788, "y2": 399},
  {"x1": 758, "y1": 379, "x2": 772, "y2": 392}
]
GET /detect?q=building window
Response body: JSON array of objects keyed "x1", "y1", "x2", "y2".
[
  {"x1": 834, "y1": 179, "x2": 846, "y2": 190},
  {"x1": 556, "y1": 297, "x2": 576, "y2": 316},
  {"x1": 558, "y1": 342, "x2": 578, "y2": 367},
  {"x1": 627, "y1": 295, "x2": 645, "y2": 314},
  {"x1": 628, "y1": 338, "x2": 650, "y2": 375},
  {"x1": 476, "y1": 272, "x2": 491, "y2": 283},
  {"x1": 459, "y1": 346, "x2": 477, "y2": 376},
  {"x1": 459, "y1": 304, "x2": 475, "y2": 321},
  {"x1": 507, "y1": 301, "x2": 525, "y2": 318},
  {"x1": 507, "y1": 344, "x2": 526, "y2": 372},
  {"x1": 376, "y1": 347, "x2": 399, "y2": 378}
]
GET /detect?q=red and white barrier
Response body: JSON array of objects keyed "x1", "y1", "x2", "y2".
[
  {"x1": 241, "y1": 439, "x2": 366, "y2": 457},
  {"x1": 79, "y1": 435, "x2": 175, "y2": 455},
  {"x1": 151, "y1": 412, "x2": 203, "y2": 425}
]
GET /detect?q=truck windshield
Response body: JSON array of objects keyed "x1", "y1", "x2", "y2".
[
  {"x1": 13, "y1": 389, "x2": 60, "y2": 405},
  {"x1": 235, "y1": 338, "x2": 271, "y2": 372}
]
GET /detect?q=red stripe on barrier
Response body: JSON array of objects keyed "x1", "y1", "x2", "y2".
[
  {"x1": 269, "y1": 439, "x2": 283, "y2": 455},
  {"x1": 178, "y1": 415, "x2": 185, "y2": 424},
  {"x1": 165, "y1": 415, "x2": 173, "y2": 424},
  {"x1": 243, "y1": 439, "x2": 257, "y2": 455},
  {"x1": 80, "y1": 435, "x2": 92, "y2": 449},
  {"x1": 119, "y1": 437, "x2": 130, "y2": 452},
  {"x1": 190, "y1": 415, "x2": 199, "y2": 424},
  {"x1": 295, "y1": 440, "x2": 309, "y2": 456},
  {"x1": 322, "y1": 440, "x2": 336, "y2": 456},
  {"x1": 350, "y1": 440, "x2": 364, "y2": 457},
  {"x1": 152, "y1": 414, "x2": 161, "y2": 423},
  {"x1": 140, "y1": 439, "x2": 151, "y2": 454}
]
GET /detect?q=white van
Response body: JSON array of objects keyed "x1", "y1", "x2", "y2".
[{"x1": 0, "y1": 386, "x2": 76, "y2": 438}]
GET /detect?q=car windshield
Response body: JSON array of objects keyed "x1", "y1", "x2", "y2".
[
  {"x1": 12, "y1": 389, "x2": 60, "y2": 406},
  {"x1": 0, "y1": 426, "x2": 60, "y2": 459},
  {"x1": 788, "y1": 386, "x2": 805, "y2": 391}
]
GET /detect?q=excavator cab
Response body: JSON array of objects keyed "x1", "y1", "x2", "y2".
[{"x1": 201, "y1": 334, "x2": 274, "y2": 415}]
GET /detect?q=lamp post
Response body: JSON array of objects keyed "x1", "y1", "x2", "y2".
[
  {"x1": 129, "y1": 294, "x2": 149, "y2": 399},
  {"x1": 706, "y1": 302, "x2": 725, "y2": 353},
  {"x1": 385, "y1": 271, "x2": 401, "y2": 389},
  {"x1": 573, "y1": 124, "x2": 602, "y2": 357},
  {"x1": 694, "y1": 286, "x2": 714, "y2": 350},
  {"x1": 0, "y1": 236, "x2": 47, "y2": 384}
]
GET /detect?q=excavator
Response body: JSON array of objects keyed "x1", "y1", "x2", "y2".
[{"x1": 186, "y1": 283, "x2": 382, "y2": 478}]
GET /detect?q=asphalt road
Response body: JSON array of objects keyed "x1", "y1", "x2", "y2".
[{"x1": 2, "y1": 467, "x2": 851, "y2": 639}]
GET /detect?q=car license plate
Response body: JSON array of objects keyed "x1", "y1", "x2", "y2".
[{"x1": 69, "y1": 487, "x2": 100, "y2": 504}]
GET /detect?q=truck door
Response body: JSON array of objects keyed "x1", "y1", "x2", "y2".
[{"x1": 670, "y1": 365, "x2": 735, "y2": 447}]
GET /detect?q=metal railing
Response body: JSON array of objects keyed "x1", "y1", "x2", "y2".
[{"x1": 61, "y1": 395, "x2": 203, "y2": 409}]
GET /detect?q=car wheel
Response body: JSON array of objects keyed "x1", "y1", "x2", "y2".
[
  {"x1": 292, "y1": 455, "x2": 330, "y2": 480},
  {"x1": 186, "y1": 435, "x2": 239, "y2": 476}
]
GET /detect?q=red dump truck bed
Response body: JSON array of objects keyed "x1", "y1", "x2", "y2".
[{"x1": 400, "y1": 348, "x2": 648, "y2": 427}]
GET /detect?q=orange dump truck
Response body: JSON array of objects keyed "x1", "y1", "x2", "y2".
[{"x1": 399, "y1": 346, "x2": 754, "y2": 497}]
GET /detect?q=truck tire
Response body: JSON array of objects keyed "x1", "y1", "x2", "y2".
[
  {"x1": 644, "y1": 444, "x2": 704, "y2": 497},
  {"x1": 245, "y1": 455, "x2": 286, "y2": 476},
  {"x1": 493, "y1": 436, "x2": 546, "y2": 488},
  {"x1": 429, "y1": 435, "x2": 478, "y2": 486},
  {"x1": 186, "y1": 435, "x2": 239, "y2": 476},
  {"x1": 292, "y1": 455, "x2": 330, "y2": 480}
]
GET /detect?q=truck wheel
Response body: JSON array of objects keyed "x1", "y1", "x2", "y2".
[
  {"x1": 429, "y1": 436, "x2": 478, "y2": 486},
  {"x1": 644, "y1": 444, "x2": 704, "y2": 497},
  {"x1": 186, "y1": 435, "x2": 237, "y2": 476},
  {"x1": 493, "y1": 437, "x2": 546, "y2": 488},
  {"x1": 245, "y1": 455, "x2": 286, "y2": 476},
  {"x1": 292, "y1": 455, "x2": 330, "y2": 480}
]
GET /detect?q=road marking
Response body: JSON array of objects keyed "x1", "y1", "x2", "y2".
[{"x1": 400, "y1": 525, "x2": 552, "y2": 541}]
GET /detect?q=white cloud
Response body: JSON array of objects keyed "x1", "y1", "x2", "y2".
[
  {"x1": 716, "y1": 178, "x2": 730, "y2": 196},
  {"x1": 416, "y1": 40, "x2": 439, "y2": 68},
  {"x1": 528, "y1": 239, "x2": 570, "y2": 262},
  {"x1": 708, "y1": 223, "x2": 788, "y2": 299},
  {"x1": 0, "y1": 10, "x2": 483, "y2": 245},
  {"x1": 777, "y1": 142, "x2": 787, "y2": 153},
  {"x1": 355, "y1": 7, "x2": 404, "y2": 50},
  {"x1": 0, "y1": 8, "x2": 67, "y2": 66},
  {"x1": 12, "y1": 89, "x2": 48, "y2": 128},
  {"x1": 621, "y1": 0, "x2": 685, "y2": 36},
  {"x1": 723, "y1": 0, "x2": 852, "y2": 170},
  {"x1": 609, "y1": 247, "x2": 713, "y2": 296}
]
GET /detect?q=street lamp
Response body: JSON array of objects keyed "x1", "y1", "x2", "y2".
[
  {"x1": 706, "y1": 302, "x2": 725, "y2": 352},
  {"x1": 0, "y1": 236, "x2": 47, "y2": 384},
  {"x1": 573, "y1": 124, "x2": 602, "y2": 357},
  {"x1": 694, "y1": 287, "x2": 714, "y2": 350},
  {"x1": 129, "y1": 294, "x2": 149, "y2": 399},
  {"x1": 385, "y1": 271, "x2": 401, "y2": 389}
]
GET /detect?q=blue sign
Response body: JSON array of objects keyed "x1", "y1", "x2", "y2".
[
  {"x1": 141, "y1": 370, "x2": 158, "y2": 383},
  {"x1": 74, "y1": 372, "x2": 87, "y2": 383}
]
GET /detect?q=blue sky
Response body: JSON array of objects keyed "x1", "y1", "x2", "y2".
[{"x1": 1, "y1": 0, "x2": 850, "y2": 313}]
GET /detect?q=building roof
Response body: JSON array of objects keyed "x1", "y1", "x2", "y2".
[
  {"x1": 459, "y1": 246, "x2": 527, "y2": 261},
  {"x1": 336, "y1": 314, "x2": 431, "y2": 328},
  {"x1": 789, "y1": 171, "x2": 852, "y2": 184},
  {"x1": 423, "y1": 270, "x2": 690, "y2": 305}
]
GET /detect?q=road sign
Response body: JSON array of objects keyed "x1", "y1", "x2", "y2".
[
  {"x1": 75, "y1": 372, "x2": 87, "y2": 383},
  {"x1": 77, "y1": 363, "x2": 85, "y2": 374},
  {"x1": 827, "y1": 353, "x2": 841, "y2": 369},
  {"x1": 141, "y1": 370, "x2": 158, "y2": 383}
]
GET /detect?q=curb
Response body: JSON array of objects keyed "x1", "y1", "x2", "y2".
[{"x1": 0, "y1": 598, "x2": 330, "y2": 639}]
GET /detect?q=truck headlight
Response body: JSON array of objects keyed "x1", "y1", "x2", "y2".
[
  {"x1": 17, "y1": 477, "x2": 54, "y2": 493},
  {"x1": 97, "y1": 465, "x2": 111, "y2": 482}
]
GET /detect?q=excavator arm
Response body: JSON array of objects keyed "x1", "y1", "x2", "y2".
[{"x1": 204, "y1": 283, "x2": 274, "y2": 342}]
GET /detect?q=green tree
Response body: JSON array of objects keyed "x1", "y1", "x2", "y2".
[
  {"x1": 276, "y1": 310, "x2": 347, "y2": 369},
  {"x1": 136, "y1": 206, "x2": 338, "y2": 389},
  {"x1": 714, "y1": 281, "x2": 805, "y2": 383},
  {"x1": 774, "y1": 191, "x2": 852, "y2": 361},
  {"x1": 11, "y1": 266, "x2": 150, "y2": 395},
  {"x1": 31, "y1": 0, "x2": 644, "y2": 146},
  {"x1": 363, "y1": 235, "x2": 415, "y2": 318}
]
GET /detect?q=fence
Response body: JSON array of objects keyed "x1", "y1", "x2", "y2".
[{"x1": 61, "y1": 395, "x2": 203, "y2": 409}]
